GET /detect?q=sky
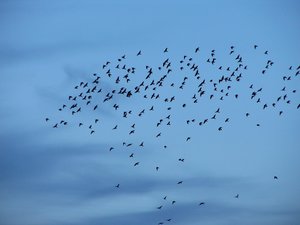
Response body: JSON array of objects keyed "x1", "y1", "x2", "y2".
[{"x1": 0, "y1": 0, "x2": 300, "y2": 225}]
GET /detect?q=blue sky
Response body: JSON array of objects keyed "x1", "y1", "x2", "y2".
[{"x1": 0, "y1": 0, "x2": 300, "y2": 225}]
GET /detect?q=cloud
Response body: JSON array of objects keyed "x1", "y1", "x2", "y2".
[{"x1": 0, "y1": 125, "x2": 253, "y2": 225}]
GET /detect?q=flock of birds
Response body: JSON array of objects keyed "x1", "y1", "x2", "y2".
[{"x1": 46, "y1": 45, "x2": 299, "y2": 224}]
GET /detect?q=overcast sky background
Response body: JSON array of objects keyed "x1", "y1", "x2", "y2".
[{"x1": 0, "y1": 1, "x2": 300, "y2": 225}]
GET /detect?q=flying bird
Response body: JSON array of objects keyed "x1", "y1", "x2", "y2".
[{"x1": 157, "y1": 205, "x2": 163, "y2": 210}]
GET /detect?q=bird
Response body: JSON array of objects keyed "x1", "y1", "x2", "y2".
[
  {"x1": 115, "y1": 184, "x2": 120, "y2": 188},
  {"x1": 134, "y1": 162, "x2": 140, "y2": 166},
  {"x1": 199, "y1": 202, "x2": 205, "y2": 206},
  {"x1": 235, "y1": 194, "x2": 239, "y2": 198},
  {"x1": 274, "y1": 176, "x2": 278, "y2": 180},
  {"x1": 263, "y1": 104, "x2": 268, "y2": 109}
]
